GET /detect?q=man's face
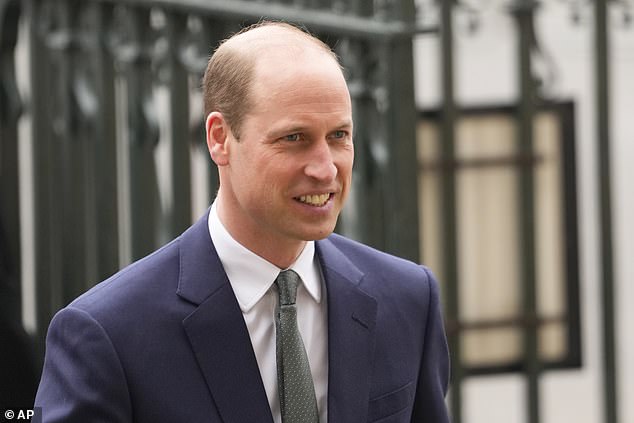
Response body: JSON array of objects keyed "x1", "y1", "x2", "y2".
[{"x1": 220, "y1": 49, "x2": 354, "y2": 251}]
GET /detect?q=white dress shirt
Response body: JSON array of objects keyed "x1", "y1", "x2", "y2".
[{"x1": 208, "y1": 203, "x2": 328, "y2": 423}]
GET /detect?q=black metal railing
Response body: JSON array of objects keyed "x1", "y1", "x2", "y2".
[{"x1": 4, "y1": 0, "x2": 422, "y2": 354}]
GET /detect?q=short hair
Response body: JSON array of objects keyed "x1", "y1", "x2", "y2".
[{"x1": 202, "y1": 21, "x2": 340, "y2": 139}]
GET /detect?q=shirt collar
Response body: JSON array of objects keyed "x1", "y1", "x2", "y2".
[{"x1": 208, "y1": 202, "x2": 322, "y2": 312}]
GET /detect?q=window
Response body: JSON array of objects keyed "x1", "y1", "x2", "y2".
[{"x1": 417, "y1": 102, "x2": 581, "y2": 374}]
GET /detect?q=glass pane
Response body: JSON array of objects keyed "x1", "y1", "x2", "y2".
[
  {"x1": 462, "y1": 327, "x2": 522, "y2": 367},
  {"x1": 456, "y1": 114, "x2": 520, "y2": 323}
]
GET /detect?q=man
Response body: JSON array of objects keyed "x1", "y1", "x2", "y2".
[{"x1": 35, "y1": 22, "x2": 450, "y2": 422}]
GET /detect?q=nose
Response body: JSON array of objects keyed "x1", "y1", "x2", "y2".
[{"x1": 304, "y1": 139, "x2": 337, "y2": 183}]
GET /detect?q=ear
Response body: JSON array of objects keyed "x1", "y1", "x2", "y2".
[{"x1": 206, "y1": 111, "x2": 232, "y2": 166}]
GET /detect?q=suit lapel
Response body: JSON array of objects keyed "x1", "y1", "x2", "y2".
[
  {"x1": 175, "y1": 214, "x2": 378, "y2": 423},
  {"x1": 177, "y1": 213, "x2": 273, "y2": 423},
  {"x1": 317, "y1": 237, "x2": 378, "y2": 423}
]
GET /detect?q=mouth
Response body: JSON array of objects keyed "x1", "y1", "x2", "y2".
[{"x1": 294, "y1": 193, "x2": 333, "y2": 207}]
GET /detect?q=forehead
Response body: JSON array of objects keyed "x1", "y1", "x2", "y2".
[
  {"x1": 256, "y1": 44, "x2": 342, "y2": 81},
  {"x1": 252, "y1": 58, "x2": 351, "y2": 124}
]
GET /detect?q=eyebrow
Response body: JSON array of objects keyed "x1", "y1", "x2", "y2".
[
  {"x1": 335, "y1": 120, "x2": 354, "y2": 130},
  {"x1": 266, "y1": 120, "x2": 353, "y2": 139},
  {"x1": 265, "y1": 126, "x2": 307, "y2": 140}
]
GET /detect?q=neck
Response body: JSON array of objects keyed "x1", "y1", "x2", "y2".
[{"x1": 215, "y1": 194, "x2": 306, "y2": 269}]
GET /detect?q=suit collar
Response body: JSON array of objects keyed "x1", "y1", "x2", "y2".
[
  {"x1": 207, "y1": 203, "x2": 322, "y2": 311},
  {"x1": 175, "y1": 210, "x2": 226, "y2": 305},
  {"x1": 177, "y1": 210, "x2": 274, "y2": 423},
  {"x1": 317, "y1": 237, "x2": 378, "y2": 423}
]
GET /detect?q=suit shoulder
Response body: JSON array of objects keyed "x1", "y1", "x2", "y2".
[
  {"x1": 321, "y1": 234, "x2": 441, "y2": 323},
  {"x1": 67, "y1": 237, "x2": 181, "y2": 316},
  {"x1": 324, "y1": 233, "x2": 436, "y2": 285}
]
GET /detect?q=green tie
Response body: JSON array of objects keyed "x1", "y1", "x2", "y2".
[{"x1": 275, "y1": 270, "x2": 320, "y2": 423}]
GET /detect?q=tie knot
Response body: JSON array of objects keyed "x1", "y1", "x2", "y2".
[{"x1": 275, "y1": 269, "x2": 300, "y2": 305}]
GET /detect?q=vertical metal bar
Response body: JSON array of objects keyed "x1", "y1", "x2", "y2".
[
  {"x1": 594, "y1": 0, "x2": 618, "y2": 422},
  {"x1": 438, "y1": 1, "x2": 462, "y2": 421},
  {"x1": 559, "y1": 102, "x2": 583, "y2": 368},
  {"x1": 167, "y1": 12, "x2": 191, "y2": 237},
  {"x1": 76, "y1": 3, "x2": 99, "y2": 289},
  {"x1": 383, "y1": 0, "x2": 420, "y2": 262},
  {"x1": 55, "y1": 0, "x2": 88, "y2": 303},
  {"x1": 202, "y1": 17, "x2": 225, "y2": 202},
  {"x1": 349, "y1": 0, "x2": 372, "y2": 17},
  {"x1": 28, "y1": 0, "x2": 63, "y2": 352},
  {"x1": 510, "y1": 1, "x2": 540, "y2": 422},
  {"x1": 40, "y1": 0, "x2": 91, "y2": 305},
  {"x1": 122, "y1": 6, "x2": 160, "y2": 261},
  {"x1": 365, "y1": 42, "x2": 388, "y2": 251},
  {"x1": 0, "y1": 0, "x2": 23, "y2": 326},
  {"x1": 70, "y1": 2, "x2": 118, "y2": 288},
  {"x1": 2, "y1": 3, "x2": 41, "y2": 398},
  {"x1": 93, "y1": 2, "x2": 119, "y2": 280},
  {"x1": 337, "y1": 37, "x2": 376, "y2": 245}
]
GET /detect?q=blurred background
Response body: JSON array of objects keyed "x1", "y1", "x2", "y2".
[{"x1": 1, "y1": 0, "x2": 632, "y2": 422}]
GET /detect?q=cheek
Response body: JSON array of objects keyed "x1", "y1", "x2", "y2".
[{"x1": 335, "y1": 150, "x2": 354, "y2": 176}]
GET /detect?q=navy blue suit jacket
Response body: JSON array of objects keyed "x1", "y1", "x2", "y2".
[{"x1": 35, "y1": 212, "x2": 450, "y2": 422}]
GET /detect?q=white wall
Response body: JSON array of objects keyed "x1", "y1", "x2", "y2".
[{"x1": 414, "y1": 2, "x2": 633, "y2": 422}]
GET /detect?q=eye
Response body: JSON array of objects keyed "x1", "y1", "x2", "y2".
[
  {"x1": 283, "y1": 133, "x2": 302, "y2": 142},
  {"x1": 329, "y1": 130, "x2": 349, "y2": 141}
]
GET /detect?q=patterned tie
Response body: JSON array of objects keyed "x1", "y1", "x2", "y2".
[{"x1": 274, "y1": 269, "x2": 320, "y2": 423}]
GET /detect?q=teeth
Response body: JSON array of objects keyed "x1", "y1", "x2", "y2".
[{"x1": 298, "y1": 193, "x2": 330, "y2": 206}]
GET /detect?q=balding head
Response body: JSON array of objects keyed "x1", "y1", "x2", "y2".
[{"x1": 202, "y1": 22, "x2": 342, "y2": 139}]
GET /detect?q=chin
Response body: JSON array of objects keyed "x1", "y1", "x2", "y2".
[{"x1": 302, "y1": 225, "x2": 337, "y2": 241}]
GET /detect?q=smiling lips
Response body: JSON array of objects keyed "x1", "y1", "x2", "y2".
[{"x1": 295, "y1": 193, "x2": 332, "y2": 207}]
